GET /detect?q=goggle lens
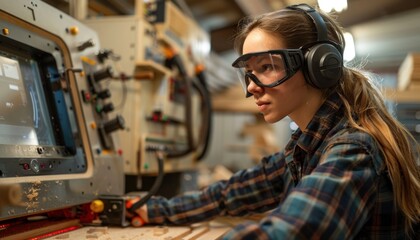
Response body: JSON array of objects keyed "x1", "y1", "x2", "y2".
[
  {"x1": 235, "y1": 52, "x2": 287, "y2": 87},
  {"x1": 232, "y1": 50, "x2": 303, "y2": 97}
]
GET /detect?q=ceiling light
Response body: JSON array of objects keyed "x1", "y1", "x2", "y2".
[
  {"x1": 343, "y1": 32, "x2": 355, "y2": 62},
  {"x1": 317, "y1": 0, "x2": 348, "y2": 13}
]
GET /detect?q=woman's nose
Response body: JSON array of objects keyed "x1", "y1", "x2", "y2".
[{"x1": 247, "y1": 78, "x2": 263, "y2": 95}]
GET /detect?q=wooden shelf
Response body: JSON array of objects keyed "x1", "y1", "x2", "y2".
[
  {"x1": 135, "y1": 60, "x2": 171, "y2": 81},
  {"x1": 398, "y1": 53, "x2": 420, "y2": 90},
  {"x1": 211, "y1": 84, "x2": 258, "y2": 113},
  {"x1": 384, "y1": 87, "x2": 420, "y2": 103}
]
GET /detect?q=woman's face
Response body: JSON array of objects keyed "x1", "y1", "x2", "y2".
[{"x1": 242, "y1": 28, "x2": 323, "y2": 127}]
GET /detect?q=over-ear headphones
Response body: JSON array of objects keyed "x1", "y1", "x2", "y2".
[{"x1": 286, "y1": 4, "x2": 343, "y2": 89}]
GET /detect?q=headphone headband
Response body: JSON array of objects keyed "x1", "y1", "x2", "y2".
[{"x1": 286, "y1": 4, "x2": 328, "y2": 42}]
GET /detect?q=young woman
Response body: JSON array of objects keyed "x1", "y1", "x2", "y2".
[{"x1": 129, "y1": 4, "x2": 420, "y2": 239}]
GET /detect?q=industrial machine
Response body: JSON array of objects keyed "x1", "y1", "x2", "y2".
[
  {"x1": 82, "y1": 0, "x2": 213, "y2": 197},
  {"x1": 0, "y1": 0, "x2": 213, "y2": 238},
  {"x1": 0, "y1": 0, "x2": 126, "y2": 238}
]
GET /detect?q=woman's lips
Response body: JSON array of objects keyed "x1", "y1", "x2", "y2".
[{"x1": 256, "y1": 101, "x2": 269, "y2": 112}]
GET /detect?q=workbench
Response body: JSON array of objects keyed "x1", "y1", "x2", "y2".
[
  {"x1": 0, "y1": 214, "x2": 264, "y2": 239},
  {"x1": 43, "y1": 221, "x2": 232, "y2": 240}
]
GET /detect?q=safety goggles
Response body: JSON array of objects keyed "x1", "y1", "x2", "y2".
[{"x1": 231, "y1": 49, "x2": 304, "y2": 97}]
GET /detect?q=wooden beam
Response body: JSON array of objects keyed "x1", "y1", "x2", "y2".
[
  {"x1": 384, "y1": 87, "x2": 420, "y2": 103},
  {"x1": 88, "y1": 0, "x2": 119, "y2": 16},
  {"x1": 210, "y1": 24, "x2": 237, "y2": 53}
]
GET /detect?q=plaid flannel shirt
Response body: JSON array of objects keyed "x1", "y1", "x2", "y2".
[{"x1": 146, "y1": 92, "x2": 410, "y2": 239}]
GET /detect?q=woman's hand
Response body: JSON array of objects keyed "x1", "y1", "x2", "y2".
[{"x1": 125, "y1": 198, "x2": 149, "y2": 226}]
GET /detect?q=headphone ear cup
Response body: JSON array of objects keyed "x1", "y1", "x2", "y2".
[{"x1": 304, "y1": 43, "x2": 343, "y2": 89}]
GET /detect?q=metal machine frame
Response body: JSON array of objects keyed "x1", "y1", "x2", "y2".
[{"x1": 0, "y1": 0, "x2": 124, "y2": 221}]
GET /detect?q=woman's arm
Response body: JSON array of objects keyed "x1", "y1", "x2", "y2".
[{"x1": 144, "y1": 152, "x2": 288, "y2": 225}]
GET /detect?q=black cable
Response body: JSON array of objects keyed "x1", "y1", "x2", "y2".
[
  {"x1": 192, "y1": 76, "x2": 212, "y2": 161},
  {"x1": 128, "y1": 150, "x2": 165, "y2": 214},
  {"x1": 163, "y1": 54, "x2": 213, "y2": 160},
  {"x1": 165, "y1": 54, "x2": 195, "y2": 158},
  {"x1": 166, "y1": 77, "x2": 194, "y2": 158}
]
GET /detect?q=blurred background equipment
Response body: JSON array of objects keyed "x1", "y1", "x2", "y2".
[{"x1": 79, "y1": 0, "x2": 214, "y2": 198}]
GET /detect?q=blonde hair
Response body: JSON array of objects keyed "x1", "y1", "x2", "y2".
[{"x1": 234, "y1": 6, "x2": 420, "y2": 234}]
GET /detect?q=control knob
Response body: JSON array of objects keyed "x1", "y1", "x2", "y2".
[
  {"x1": 77, "y1": 39, "x2": 95, "y2": 51},
  {"x1": 103, "y1": 115, "x2": 125, "y2": 134},
  {"x1": 90, "y1": 67, "x2": 113, "y2": 83},
  {"x1": 97, "y1": 89, "x2": 111, "y2": 99},
  {"x1": 96, "y1": 103, "x2": 114, "y2": 114}
]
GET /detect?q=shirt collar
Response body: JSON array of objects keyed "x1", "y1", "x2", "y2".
[{"x1": 285, "y1": 92, "x2": 345, "y2": 156}]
